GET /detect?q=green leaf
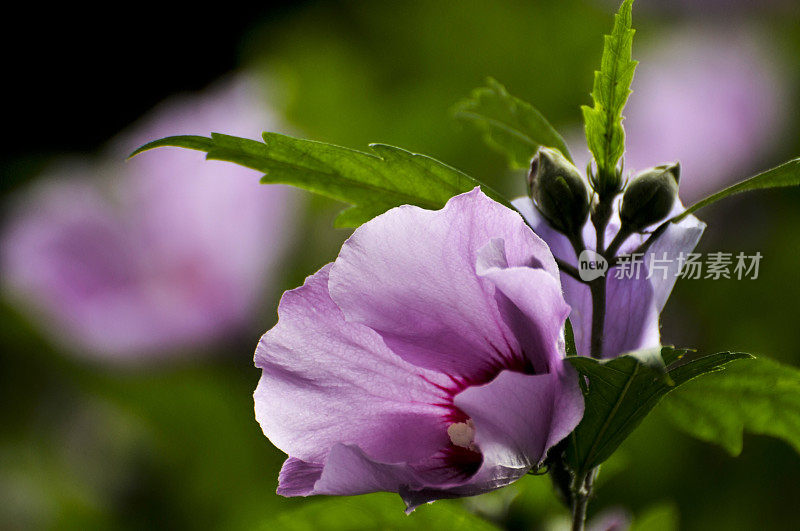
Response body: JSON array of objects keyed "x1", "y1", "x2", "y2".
[
  {"x1": 671, "y1": 158, "x2": 800, "y2": 223},
  {"x1": 565, "y1": 347, "x2": 751, "y2": 476},
  {"x1": 565, "y1": 319, "x2": 578, "y2": 357},
  {"x1": 630, "y1": 502, "x2": 680, "y2": 531},
  {"x1": 454, "y1": 78, "x2": 572, "y2": 168},
  {"x1": 258, "y1": 494, "x2": 500, "y2": 531},
  {"x1": 581, "y1": 0, "x2": 637, "y2": 191},
  {"x1": 131, "y1": 132, "x2": 511, "y2": 228},
  {"x1": 661, "y1": 356, "x2": 800, "y2": 456}
]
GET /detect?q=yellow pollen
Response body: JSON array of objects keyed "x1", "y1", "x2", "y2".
[{"x1": 447, "y1": 419, "x2": 476, "y2": 449}]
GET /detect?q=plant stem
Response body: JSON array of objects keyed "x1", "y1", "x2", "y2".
[
  {"x1": 588, "y1": 195, "x2": 613, "y2": 359},
  {"x1": 603, "y1": 224, "x2": 632, "y2": 260},
  {"x1": 569, "y1": 195, "x2": 616, "y2": 530},
  {"x1": 570, "y1": 468, "x2": 597, "y2": 531},
  {"x1": 588, "y1": 278, "x2": 606, "y2": 359},
  {"x1": 610, "y1": 219, "x2": 670, "y2": 267},
  {"x1": 555, "y1": 257, "x2": 585, "y2": 283}
]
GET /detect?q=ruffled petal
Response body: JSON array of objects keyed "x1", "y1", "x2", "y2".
[
  {"x1": 401, "y1": 366, "x2": 583, "y2": 512},
  {"x1": 280, "y1": 444, "x2": 502, "y2": 512},
  {"x1": 254, "y1": 265, "x2": 450, "y2": 465},
  {"x1": 476, "y1": 239, "x2": 571, "y2": 373},
  {"x1": 633, "y1": 206, "x2": 706, "y2": 313},
  {"x1": 277, "y1": 445, "x2": 467, "y2": 501},
  {"x1": 277, "y1": 457, "x2": 323, "y2": 497},
  {"x1": 399, "y1": 465, "x2": 527, "y2": 513},
  {"x1": 286, "y1": 444, "x2": 419, "y2": 497},
  {"x1": 455, "y1": 368, "x2": 583, "y2": 470},
  {"x1": 329, "y1": 188, "x2": 559, "y2": 382}
]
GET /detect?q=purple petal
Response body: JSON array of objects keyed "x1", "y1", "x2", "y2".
[
  {"x1": 400, "y1": 366, "x2": 583, "y2": 511},
  {"x1": 254, "y1": 264, "x2": 451, "y2": 466},
  {"x1": 280, "y1": 442, "x2": 527, "y2": 512},
  {"x1": 310, "y1": 444, "x2": 422, "y2": 497},
  {"x1": 399, "y1": 464, "x2": 528, "y2": 513},
  {"x1": 329, "y1": 188, "x2": 559, "y2": 382},
  {"x1": 278, "y1": 445, "x2": 419, "y2": 499},
  {"x1": 601, "y1": 203, "x2": 704, "y2": 356},
  {"x1": 455, "y1": 368, "x2": 583, "y2": 469},
  {"x1": 476, "y1": 240, "x2": 570, "y2": 373},
  {"x1": 513, "y1": 196, "x2": 704, "y2": 357},
  {"x1": 277, "y1": 457, "x2": 323, "y2": 497}
]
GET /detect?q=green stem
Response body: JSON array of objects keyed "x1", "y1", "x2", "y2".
[
  {"x1": 589, "y1": 195, "x2": 613, "y2": 358},
  {"x1": 569, "y1": 195, "x2": 616, "y2": 529},
  {"x1": 610, "y1": 219, "x2": 670, "y2": 268},
  {"x1": 588, "y1": 279, "x2": 606, "y2": 359},
  {"x1": 603, "y1": 224, "x2": 632, "y2": 260},
  {"x1": 570, "y1": 468, "x2": 597, "y2": 531}
]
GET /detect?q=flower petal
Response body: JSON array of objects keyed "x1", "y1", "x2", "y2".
[
  {"x1": 513, "y1": 196, "x2": 705, "y2": 357},
  {"x1": 277, "y1": 445, "x2": 421, "y2": 501},
  {"x1": 254, "y1": 264, "x2": 450, "y2": 465},
  {"x1": 399, "y1": 465, "x2": 527, "y2": 513},
  {"x1": 277, "y1": 457, "x2": 323, "y2": 497},
  {"x1": 400, "y1": 366, "x2": 583, "y2": 511},
  {"x1": 329, "y1": 188, "x2": 559, "y2": 381},
  {"x1": 454, "y1": 368, "x2": 583, "y2": 470},
  {"x1": 476, "y1": 240, "x2": 571, "y2": 373}
]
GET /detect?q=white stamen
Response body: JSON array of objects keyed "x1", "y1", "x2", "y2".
[{"x1": 447, "y1": 419, "x2": 476, "y2": 449}]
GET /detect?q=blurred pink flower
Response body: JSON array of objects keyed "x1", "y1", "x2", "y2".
[
  {"x1": 624, "y1": 28, "x2": 787, "y2": 201},
  {"x1": 2, "y1": 75, "x2": 297, "y2": 361},
  {"x1": 586, "y1": 508, "x2": 630, "y2": 531},
  {"x1": 572, "y1": 27, "x2": 788, "y2": 202},
  {"x1": 639, "y1": 0, "x2": 796, "y2": 15}
]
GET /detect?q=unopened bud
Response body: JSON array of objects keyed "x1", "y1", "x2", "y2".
[
  {"x1": 528, "y1": 147, "x2": 590, "y2": 236},
  {"x1": 620, "y1": 163, "x2": 680, "y2": 232}
]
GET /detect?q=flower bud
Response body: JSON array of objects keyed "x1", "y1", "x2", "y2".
[
  {"x1": 528, "y1": 147, "x2": 590, "y2": 236},
  {"x1": 620, "y1": 163, "x2": 680, "y2": 232}
]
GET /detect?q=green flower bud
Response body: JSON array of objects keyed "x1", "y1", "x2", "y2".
[
  {"x1": 620, "y1": 163, "x2": 681, "y2": 232},
  {"x1": 528, "y1": 147, "x2": 590, "y2": 237}
]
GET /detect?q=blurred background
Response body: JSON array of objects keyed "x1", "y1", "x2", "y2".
[{"x1": 2, "y1": 1, "x2": 799, "y2": 529}]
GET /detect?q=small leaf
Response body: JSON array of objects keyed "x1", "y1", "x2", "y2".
[
  {"x1": 581, "y1": 0, "x2": 637, "y2": 192},
  {"x1": 671, "y1": 158, "x2": 800, "y2": 223},
  {"x1": 661, "y1": 356, "x2": 800, "y2": 456},
  {"x1": 258, "y1": 493, "x2": 500, "y2": 531},
  {"x1": 624, "y1": 347, "x2": 671, "y2": 384},
  {"x1": 565, "y1": 319, "x2": 578, "y2": 357},
  {"x1": 565, "y1": 347, "x2": 751, "y2": 476},
  {"x1": 131, "y1": 132, "x2": 511, "y2": 228},
  {"x1": 454, "y1": 78, "x2": 572, "y2": 168}
]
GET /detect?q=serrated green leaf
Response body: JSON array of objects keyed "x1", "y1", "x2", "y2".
[
  {"x1": 131, "y1": 132, "x2": 511, "y2": 228},
  {"x1": 582, "y1": 0, "x2": 637, "y2": 191},
  {"x1": 670, "y1": 158, "x2": 800, "y2": 223},
  {"x1": 454, "y1": 78, "x2": 572, "y2": 168},
  {"x1": 661, "y1": 357, "x2": 800, "y2": 456},
  {"x1": 258, "y1": 493, "x2": 500, "y2": 531},
  {"x1": 565, "y1": 347, "x2": 751, "y2": 476}
]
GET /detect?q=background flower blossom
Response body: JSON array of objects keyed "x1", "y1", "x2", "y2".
[
  {"x1": 1, "y1": 76, "x2": 296, "y2": 361},
  {"x1": 514, "y1": 195, "x2": 705, "y2": 358},
  {"x1": 254, "y1": 189, "x2": 584, "y2": 510},
  {"x1": 624, "y1": 27, "x2": 788, "y2": 202}
]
